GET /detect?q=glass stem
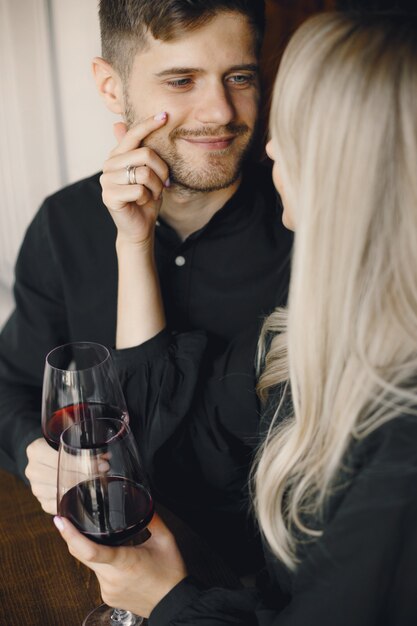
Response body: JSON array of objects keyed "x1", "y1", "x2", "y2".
[{"x1": 110, "y1": 608, "x2": 143, "y2": 625}]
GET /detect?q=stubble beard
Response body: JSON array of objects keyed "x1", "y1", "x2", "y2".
[{"x1": 124, "y1": 100, "x2": 256, "y2": 193}]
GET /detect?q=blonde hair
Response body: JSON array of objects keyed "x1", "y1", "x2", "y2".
[{"x1": 254, "y1": 12, "x2": 417, "y2": 569}]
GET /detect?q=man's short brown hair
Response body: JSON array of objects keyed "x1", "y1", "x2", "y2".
[{"x1": 99, "y1": 0, "x2": 265, "y2": 80}]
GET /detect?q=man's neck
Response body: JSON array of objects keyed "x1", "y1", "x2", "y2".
[{"x1": 159, "y1": 177, "x2": 241, "y2": 241}]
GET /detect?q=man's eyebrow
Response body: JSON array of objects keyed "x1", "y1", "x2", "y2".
[
  {"x1": 154, "y1": 67, "x2": 202, "y2": 77},
  {"x1": 227, "y1": 64, "x2": 259, "y2": 73},
  {"x1": 154, "y1": 63, "x2": 259, "y2": 78}
]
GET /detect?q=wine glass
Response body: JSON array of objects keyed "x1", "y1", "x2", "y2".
[
  {"x1": 58, "y1": 417, "x2": 153, "y2": 626},
  {"x1": 42, "y1": 341, "x2": 128, "y2": 450}
]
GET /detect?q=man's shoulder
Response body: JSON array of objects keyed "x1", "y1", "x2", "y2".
[
  {"x1": 25, "y1": 172, "x2": 110, "y2": 247},
  {"x1": 43, "y1": 172, "x2": 102, "y2": 212}
]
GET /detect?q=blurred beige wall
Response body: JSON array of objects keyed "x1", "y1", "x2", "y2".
[
  {"x1": 0, "y1": 0, "x2": 117, "y2": 328},
  {"x1": 50, "y1": 0, "x2": 115, "y2": 183}
]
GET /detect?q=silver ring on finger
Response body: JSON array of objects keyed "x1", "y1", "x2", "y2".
[{"x1": 126, "y1": 164, "x2": 138, "y2": 185}]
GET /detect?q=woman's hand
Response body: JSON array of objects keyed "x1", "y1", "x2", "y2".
[
  {"x1": 53, "y1": 513, "x2": 187, "y2": 618},
  {"x1": 100, "y1": 113, "x2": 170, "y2": 247},
  {"x1": 101, "y1": 114, "x2": 169, "y2": 348}
]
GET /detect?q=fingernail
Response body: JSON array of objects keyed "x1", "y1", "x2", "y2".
[
  {"x1": 164, "y1": 177, "x2": 171, "y2": 188},
  {"x1": 53, "y1": 516, "x2": 64, "y2": 532},
  {"x1": 154, "y1": 112, "x2": 167, "y2": 121}
]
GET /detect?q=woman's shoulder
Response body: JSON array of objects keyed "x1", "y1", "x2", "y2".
[
  {"x1": 318, "y1": 411, "x2": 417, "y2": 532},
  {"x1": 355, "y1": 411, "x2": 417, "y2": 472}
]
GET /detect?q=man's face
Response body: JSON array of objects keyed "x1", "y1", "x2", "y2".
[{"x1": 123, "y1": 12, "x2": 260, "y2": 192}]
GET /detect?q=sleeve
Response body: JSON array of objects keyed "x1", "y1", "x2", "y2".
[
  {"x1": 111, "y1": 328, "x2": 209, "y2": 462},
  {"x1": 149, "y1": 577, "x2": 260, "y2": 626},
  {"x1": 111, "y1": 324, "x2": 263, "y2": 572},
  {"x1": 111, "y1": 324, "x2": 260, "y2": 476},
  {"x1": 0, "y1": 205, "x2": 69, "y2": 478},
  {"x1": 271, "y1": 431, "x2": 417, "y2": 626},
  {"x1": 149, "y1": 421, "x2": 417, "y2": 626}
]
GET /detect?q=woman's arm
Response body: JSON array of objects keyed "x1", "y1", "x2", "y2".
[
  {"x1": 115, "y1": 237, "x2": 165, "y2": 349},
  {"x1": 54, "y1": 512, "x2": 260, "y2": 624},
  {"x1": 100, "y1": 114, "x2": 170, "y2": 349},
  {"x1": 152, "y1": 417, "x2": 417, "y2": 626}
]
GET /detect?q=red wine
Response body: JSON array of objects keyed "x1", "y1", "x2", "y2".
[
  {"x1": 43, "y1": 402, "x2": 128, "y2": 450},
  {"x1": 59, "y1": 476, "x2": 154, "y2": 545}
]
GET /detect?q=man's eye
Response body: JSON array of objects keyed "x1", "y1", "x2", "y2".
[
  {"x1": 166, "y1": 78, "x2": 192, "y2": 88},
  {"x1": 227, "y1": 74, "x2": 255, "y2": 87}
]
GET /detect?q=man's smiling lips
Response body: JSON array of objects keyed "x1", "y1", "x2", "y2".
[{"x1": 179, "y1": 135, "x2": 236, "y2": 150}]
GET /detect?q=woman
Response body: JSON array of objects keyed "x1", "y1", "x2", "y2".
[{"x1": 54, "y1": 11, "x2": 417, "y2": 625}]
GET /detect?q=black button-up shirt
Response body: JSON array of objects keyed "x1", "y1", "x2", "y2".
[
  {"x1": 0, "y1": 162, "x2": 292, "y2": 508},
  {"x1": 155, "y1": 162, "x2": 292, "y2": 341}
]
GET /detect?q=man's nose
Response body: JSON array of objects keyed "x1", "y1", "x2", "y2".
[{"x1": 194, "y1": 83, "x2": 235, "y2": 126}]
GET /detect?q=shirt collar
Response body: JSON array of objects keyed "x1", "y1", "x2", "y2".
[{"x1": 155, "y1": 162, "x2": 273, "y2": 244}]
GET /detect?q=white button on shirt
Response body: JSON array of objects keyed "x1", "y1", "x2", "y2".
[{"x1": 175, "y1": 255, "x2": 186, "y2": 267}]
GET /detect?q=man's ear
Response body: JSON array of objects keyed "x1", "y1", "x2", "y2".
[{"x1": 92, "y1": 57, "x2": 125, "y2": 114}]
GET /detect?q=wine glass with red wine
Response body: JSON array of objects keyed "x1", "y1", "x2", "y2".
[
  {"x1": 42, "y1": 342, "x2": 128, "y2": 450},
  {"x1": 58, "y1": 417, "x2": 153, "y2": 626}
]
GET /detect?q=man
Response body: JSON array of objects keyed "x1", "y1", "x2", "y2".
[{"x1": 0, "y1": 0, "x2": 291, "y2": 572}]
